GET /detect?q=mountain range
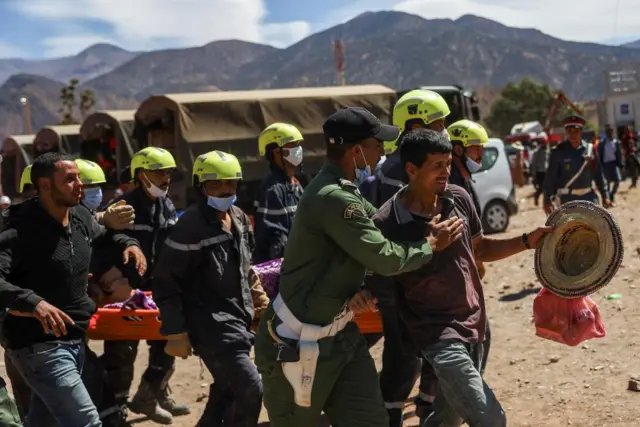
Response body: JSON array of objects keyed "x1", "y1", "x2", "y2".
[{"x1": 1, "y1": 11, "x2": 640, "y2": 138}]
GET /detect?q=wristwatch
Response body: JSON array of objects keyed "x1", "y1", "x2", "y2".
[{"x1": 522, "y1": 233, "x2": 531, "y2": 249}]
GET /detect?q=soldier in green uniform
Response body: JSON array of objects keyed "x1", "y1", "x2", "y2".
[{"x1": 254, "y1": 107, "x2": 465, "y2": 427}]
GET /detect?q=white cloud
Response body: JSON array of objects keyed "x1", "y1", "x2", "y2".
[
  {"x1": 13, "y1": 0, "x2": 640, "y2": 59},
  {"x1": 0, "y1": 42, "x2": 23, "y2": 58},
  {"x1": 17, "y1": 0, "x2": 313, "y2": 56},
  {"x1": 392, "y1": 0, "x2": 640, "y2": 43}
]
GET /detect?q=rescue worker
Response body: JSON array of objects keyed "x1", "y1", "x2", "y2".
[
  {"x1": 543, "y1": 115, "x2": 611, "y2": 214},
  {"x1": 446, "y1": 120, "x2": 493, "y2": 382},
  {"x1": 101, "y1": 146, "x2": 189, "y2": 424},
  {"x1": 359, "y1": 89, "x2": 452, "y2": 427},
  {"x1": 253, "y1": 123, "x2": 304, "y2": 263},
  {"x1": 75, "y1": 159, "x2": 135, "y2": 231},
  {"x1": 447, "y1": 120, "x2": 485, "y2": 215},
  {"x1": 152, "y1": 150, "x2": 263, "y2": 427},
  {"x1": 360, "y1": 89, "x2": 451, "y2": 207},
  {"x1": 19, "y1": 166, "x2": 37, "y2": 199},
  {"x1": 254, "y1": 107, "x2": 464, "y2": 427}
]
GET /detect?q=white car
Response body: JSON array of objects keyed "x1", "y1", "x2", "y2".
[{"x1": 472, "y1": 138, "x2": 519, "y2": 234}]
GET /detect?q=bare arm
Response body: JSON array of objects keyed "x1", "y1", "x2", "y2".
[{"x1": 473, "y1": 234, "x2": 527, "y2": 263}]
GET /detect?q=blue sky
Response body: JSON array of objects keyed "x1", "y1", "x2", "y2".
[{"x1": 0, "y1": 0, "x2": 638, "y2": 59}]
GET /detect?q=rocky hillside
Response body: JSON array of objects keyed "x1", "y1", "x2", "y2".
[
  {"x1": 0, "y1": 44, "x2": 138, "y2": 87},
  {"x1": 0, "y1": 74, "x2": 136, "y2": 138},
  {"x1": 2, "y1": 11, "x2": 640, "y2": 138}
]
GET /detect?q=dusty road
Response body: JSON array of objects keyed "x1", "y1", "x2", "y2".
[{"x1": 2, "y1": 184, "x2": 639, "y2": 426}]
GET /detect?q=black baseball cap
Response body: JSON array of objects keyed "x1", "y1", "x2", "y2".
[{"x1": 323, "y1": 107, "x2": 400, "y2": 145}]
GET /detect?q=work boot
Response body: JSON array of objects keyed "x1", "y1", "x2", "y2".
[
  {"x1": 128, "y1": 381, "x2": 173, "y2": 425},
  {"x1": 158, "y1": 386, "x2": 191, "y2": 416}
]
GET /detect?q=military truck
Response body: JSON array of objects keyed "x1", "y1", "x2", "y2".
[{"x1": 133, "y1": 85, "x2": 398, "y2": 212}]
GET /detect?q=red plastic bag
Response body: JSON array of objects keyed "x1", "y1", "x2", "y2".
[{"x1": 533, "y1": 288, "x2": 606, "y2": 346}]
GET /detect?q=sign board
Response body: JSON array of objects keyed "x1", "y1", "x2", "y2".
[{"x1": 621, "y1": 104, "x2": 630, "y2": 115}]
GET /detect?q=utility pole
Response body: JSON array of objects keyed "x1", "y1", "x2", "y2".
[
  {"x1": 20, "y1": 97, "x2": 32, "y2": 134},
  {"x1": 333, "y1": 40, "x2": 345, "y2": 86}
]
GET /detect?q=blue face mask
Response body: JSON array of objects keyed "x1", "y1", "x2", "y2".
[
  {"x1": 207, "y1": 194, "x2": 237, "y2": 212},
  {"x1": 353, "y1": 148, "x2": 372, "y2": 187},
  {"x1": 83, "y1": 187, "x2": 103, "y2": 211}
]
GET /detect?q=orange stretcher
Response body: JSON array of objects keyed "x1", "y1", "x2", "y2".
[{"x1": 87, "y1": 306, "x2": 383, "y2": 341}]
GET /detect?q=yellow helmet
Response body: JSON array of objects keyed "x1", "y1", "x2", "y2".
[
  {"x1": 192, "y1": 150, "x2": 242, "y2": 186},
  {"x1": 447, "y1": 120, "x2": 489, "y2": 147},
  {"x1": 75, "y1": 159, "x2": 106, "y2": 185},
  {"x1": 19, "y1": 165, "x2": 33, "y2": 193},
  {"x1": 130, "y1": 147, "x2": 176, "y2": 179},
  {"x1": 385, "y1": 90, "x2": 451, "y2": 154},
  {"x1": 258, "y1": 123, "x2": 303, "y2": 156}
]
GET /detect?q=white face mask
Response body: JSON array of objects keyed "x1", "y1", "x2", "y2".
[
  {"x1": 284, "y1": 146, "x2": 304, "y2": 167},
  {"x1": 466, "y1": 157, "x2": 483, "y2": 173},
  {"x1": 142, "y1": 173, "x2": 168, "y2": 199}
]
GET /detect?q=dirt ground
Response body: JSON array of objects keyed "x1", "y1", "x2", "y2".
[{"x1": 2, "y1": 183, "x2": 640, "y2": 426}]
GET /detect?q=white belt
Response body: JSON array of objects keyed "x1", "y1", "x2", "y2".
[
  {"x1": 556, "y1": 187, "x2": 593, "y2": 196},
  {"x1": 273, "y1": 293, "x2": 354, "y2": 407}
]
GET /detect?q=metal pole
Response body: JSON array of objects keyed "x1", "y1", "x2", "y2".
[{"x1": 20, "y1": 97, "x2": 32, "y2": 134}]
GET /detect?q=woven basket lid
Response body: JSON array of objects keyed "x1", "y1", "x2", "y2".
[{"x1": 534, "y1": 201, "x2": 623, "y2": 298}]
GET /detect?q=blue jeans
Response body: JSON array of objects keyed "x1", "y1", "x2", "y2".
[
  {"x1": 6, "y1": 342, "x2": 102, "y2": 427},
  {"x1": 421, "y1": 340, "x2": 506, "y2": 427}
]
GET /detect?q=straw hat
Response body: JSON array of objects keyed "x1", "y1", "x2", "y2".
[{"x1": 534, "y1": 201, "x2": 623, "y2": 298}]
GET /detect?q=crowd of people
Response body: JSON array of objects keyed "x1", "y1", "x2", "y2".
[
  {"x1": 531, "y1": 122, "x2": 640, "y2": 208},
  {"x1": 0, "y1": 88, "x2": 612, "y2": 427}
]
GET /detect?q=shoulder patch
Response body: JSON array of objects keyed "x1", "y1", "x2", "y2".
[
  {"x1": 343, "y1": 202, "x2": 367, "y2": 219},
  {"x1": 338, "y1": 178, "x2": 357, "y2": 189}
]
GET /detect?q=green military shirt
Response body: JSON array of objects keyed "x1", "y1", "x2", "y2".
[{"x1": 278, "y1": 161, "x2": 433, "y2": 325}]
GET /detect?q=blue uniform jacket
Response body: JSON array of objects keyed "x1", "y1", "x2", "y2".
[
  {"x1": 253, "y1": 166, "x2": 303, "y2": 263},
  {"x1": 543, "y1": 140, "x2": 609, "y2": 204}
]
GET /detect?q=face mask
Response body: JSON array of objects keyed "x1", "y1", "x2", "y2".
[
  {"x1": 284, "y1": 146, "x2": 304, "y2": 167},
  {"x1": 353, "y1": 148, "x2": 372, "y2": 187},
  {"x1": 83, "y1": 187, "x2": 103, "y2": 211},
  {"x1": 143, "y1": 174, "x2": 168, "y2": 199},
  {"x1": 466, "y1": 157, "x2": 483, "y2": 173},
  {"x1": 207, "y1": 194, "x2": 237, "y2": 212}
]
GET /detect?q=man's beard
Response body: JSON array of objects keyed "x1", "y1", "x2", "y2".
[{"x1": 51, "y1": 185, "x2": 80, "y2": 208}]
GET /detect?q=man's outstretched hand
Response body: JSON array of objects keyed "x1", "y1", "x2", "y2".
[{"x1": 427, "y1": 214, "x2": 465, "y2": 252}]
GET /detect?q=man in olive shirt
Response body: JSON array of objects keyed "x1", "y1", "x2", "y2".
[
  {"x1": 254, "y1": 107, "x2": 465, "y2": 427},
  {"x1": 371, "y1": 128, "x2": 551, "y2": 427}
]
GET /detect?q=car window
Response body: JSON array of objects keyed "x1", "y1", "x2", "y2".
[{"x1": 475, "y1": 147, "x2": 499, "y2": 173}]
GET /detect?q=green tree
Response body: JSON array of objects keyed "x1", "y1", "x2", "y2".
[
  {"x1": 58, "y1": 78, "x2": 96, "y2": 124},
  {"x1": 485, "y1": 78, "x2": 575, "y2": 137},
  {"x1": 79, "y1": 89, "x2": 96, "y2": 120}
]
